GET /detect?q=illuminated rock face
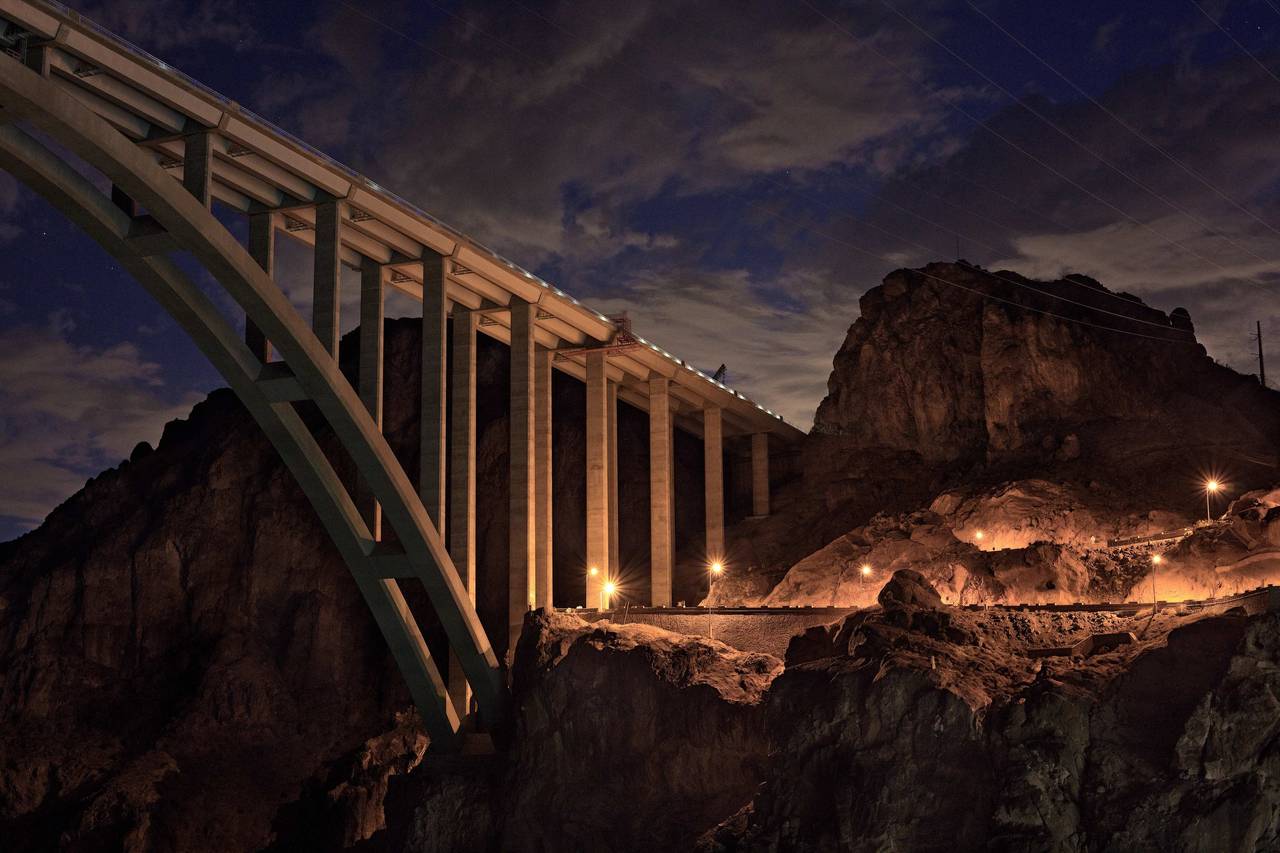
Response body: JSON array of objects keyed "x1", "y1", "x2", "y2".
[
  {"x1": 812, "y1": 263, "x2": 1279, "y2": 475},
  {"x1": 722, "y1": 584, "x2": 1280, "y2": 852},
  {"x1": 731, "y1": 262, "x2": 1280, "y2": 607}
]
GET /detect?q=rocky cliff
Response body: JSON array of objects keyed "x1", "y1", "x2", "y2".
[
  {"x1": 719, "y1": 263, "x2": 1280, "y2": 606},
  {"x1": 0, "y1": 318, "x2": 711, "y2": 851}
]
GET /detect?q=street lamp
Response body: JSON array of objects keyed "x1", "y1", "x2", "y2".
[
  {"x1": 602, "y1": 579, "x2": 617, "y2": 611},
  {"x1": 708, "y1": 560, "x2": 725, "y2": 639},
  {"x1": 1204, "y1": 479, "x2": 1221, "y2": 522}
]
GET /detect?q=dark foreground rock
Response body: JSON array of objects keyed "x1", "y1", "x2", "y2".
[
  {"x1": 375, "y1": 611, "x2": 781, "y2": 853},
  {"x1": 712, "y1": 587, "x2": 1280, "y2": 851}
]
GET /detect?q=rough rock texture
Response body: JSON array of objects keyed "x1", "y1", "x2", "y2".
[
  {"x1": 378, "y1": 611, "x2": 782, "y2": 852},
  {"x1": 758, "y1": 506, "x2": 1128, "y2": 608},
  {"x1": 0, "y1": 319, "x2": 711, "y2": 851},
  {"x1": 931, "y1": 478, "x2": 1189, "y2": 551},
  {"x1": 813, "y1": 264, "x2": 1278, "y2": 471},
  {"x1": 716, "y1": 263, "x2": 1280, "y2": 607},
  {"x1": 714, "y1": 577, "x2": 1280, "y2": 852}
]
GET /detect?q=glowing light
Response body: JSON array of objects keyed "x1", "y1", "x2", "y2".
[
  {"x1": 860, "y1": 563, "x2": 873, "y2": 577},
  {"x1": 603, "y1": 580, "x2": 617, "y2": 596},
  {"x1": 710, "y1": 561, "x2": 724, "y2": 575},
  {"x1": 974, "y1": 530, "x2": 985, "y2": 541},
  {"x1": 1152, "y1": 554, "x2": 1164, "y2": 565},
  {"x1": 588, "y1": 566, "x2": 599, "y2": 577},
  {"x1": 1206, "y1": 480, "x2": 1220, "y2": 493}
]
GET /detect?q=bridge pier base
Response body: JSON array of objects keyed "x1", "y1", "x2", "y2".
[
  {"x1": 649, "y1": 376, "x2": 674, "y2": 606},
  {"x1": 509, "y1": 300, "x2": 536, "y2": 655},
  {"x1": 704, "y1": 406, "x2": 724, "y2": 563},
  {"x1": 534, "y1": 347, "x2": 554, "y2": 607},
  {"x1": 585, "y1": 351, "x2": 609, "y2": 607},
  {"x1": 449, "y1": 306, "x2": 478, "y2": 715}
]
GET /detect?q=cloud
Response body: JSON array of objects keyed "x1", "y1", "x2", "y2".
[
  {"x1": 0, "y1": 325, "x2": 201, "y2": 532},
  {"x1": 589, "y1": 266, "x2": 863, "y2": 428},
  {"x1": 73, "y1": 0, "x2": 256, "y2": 54}
]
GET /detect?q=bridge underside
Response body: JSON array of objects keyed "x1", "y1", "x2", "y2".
[{"x1": 0, "y1": 0, "x2": 804, "y2": 749}]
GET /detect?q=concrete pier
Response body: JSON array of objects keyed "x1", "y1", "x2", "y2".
[
  {"x1": 704, "y1": 406, "x2": 724, "y2": 563},
  {"x1": 246, "y1": 211, "x2": 273, "y2": 362},
  {"x1": 419, "y1": 252, "x2": 447, "y2": 536},
  {"x1": 649, "y1": 376, "x2": 674, "y2": 606},
  {"x1": 182, "y1": 130, "x2": 211, "y2": 208},
  {"x1": 607, "y1": 381, "x2": 620, "y2": 578},
  {"x1": 752, "y1": 432, "x2": 770, "y2": 517},
  {"x1": 534, "y1": 347, "x2": 553, "y2": 607},
  {"x1": 585, "y1": 351, "x2": 609, "y2": 606},
  {"x1": 448, "y1": 306, "x2": 477, "y2": 712},
  {"x1": 509, "y1": 300, "x2": 536, "y2": 653},
  {"x1": 358, "y1": 259, "x2": 384, "y2": 539},
  {"x1": 312, "y1": 199, "x2": 341, "y2": 357}
]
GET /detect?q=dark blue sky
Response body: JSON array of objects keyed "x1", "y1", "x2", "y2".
[{"x1": 3, "y1": 0, "x2": 1280, "y2": 539}]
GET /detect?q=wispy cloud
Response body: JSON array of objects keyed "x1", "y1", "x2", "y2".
[{"x1": 0, "y1": 324, "x2": 201, "y2": 533}]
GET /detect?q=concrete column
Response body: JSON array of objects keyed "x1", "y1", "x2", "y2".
[
  {"x1": 751, "y1": 432, "x2": 770, "y2": 517},
  {"x1": 419, "y1": 252, "x2": 447, "y2": 538},
  {"x1": 585, "y1": 351, "x2": 609, "y2": 607},
  {"x1": 509, "y1": 300, "x2": 536, "y2": 654},
  {"x1": 182, "y1": 130, "x2": 212, "y2": 208},
  {"x1": 534, "y1": 347, "x2": 554, "y2": 608},
  {"x1": 649, "y1": 377, "x2": 674, "y2": 606},
  {"x1": 246, "y1": 211, "x2": 273, "y2": 362},
  {"x1": 448, "y1": 306, "x2": 477, "y2": 713},
  {"x1": 607, "y1": 382, "x2": 620, "y2": 578},
  {"x1": 313, "y1": 199, "x2": 342, "y2": 357},
  {"x1": 359, "y1": 259, "x2": 384, "y2": 539},
  {"x1": 704, "y1": 406, "x2": 724, "y2": 562}
]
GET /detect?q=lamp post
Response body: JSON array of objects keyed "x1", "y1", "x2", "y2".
[
  {"x1": 1204, "y1": 480, "x2": 1220, "y2": 522},
  {"x1": 601, "y1": 579, "x2": 616, "y2": 612},
  {"x1": 708, "y1": 561, "x2": 724, "y2": 640}
]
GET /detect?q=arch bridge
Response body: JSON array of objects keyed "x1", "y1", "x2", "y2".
[{"x1": 0, "y1": 0, "x2": 804, "y2": 751}]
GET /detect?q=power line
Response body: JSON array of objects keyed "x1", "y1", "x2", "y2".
[
  {"x1": 496, "y1": 0, "x2": 1212, "y2": 323},
  {"x1": 1189, "y1": 0, "x2": 1280, "y2": 87},
  {"x1": 328, "y1": 1, "x2": 1207, "y2": 345},
  {"x1": 966, "y1": 1, "x2": 1280, "y2": 249},
  {"x1": 876, "y1": 0, "x2": 1280, "y2": 283},
  {"x1": 756, "y1": 174, "x2": 1198, "y2": 336}
]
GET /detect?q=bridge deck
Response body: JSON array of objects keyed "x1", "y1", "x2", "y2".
[{"x1": 0, "y1": 0, "x2": 802, "y2": 441}]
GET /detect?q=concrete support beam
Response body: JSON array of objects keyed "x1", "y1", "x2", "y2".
[
  {"x1": 245, "y1": 211, "x2": 273, "y2": 362},
  {"x1": 182, "y1": 130, "x2": 212, "y2": 208},
  {"x1": 751, "y1": 432, "x2": 770, "y2": 517},
  {"x1": 509, "y1": 299, "x2": 536, "y2": 654},
  {"x1": 359, "y1": 258, "x2": 384, "y2": 539},
  {"x1": 649, "y1": 376, "x2": 674, "y2": 606},
  {"x1": 704, "y1": 406, "x2": 724, "y2": 563},
  {"x1": 534, "y1": 347, "x2": 553, "y2": 608},
  {"x1": 419, "y1": 251, "x2": 447, "y2": 537},
  {"x1": 607, "y1": 381, "x2": 620, "y2": 577},
  {"x1": 585, "y1": 350, "x2": 609, "y2": 607},
  {"x1": 449, "y1": 306, "x2": 478, "y2": 712},
  {"x1": 312, "y1": 199, "x2": 341, "y2": 357}
]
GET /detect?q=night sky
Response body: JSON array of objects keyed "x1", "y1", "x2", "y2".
[{"x1": 2, "y1": 0, "x2": 1279, "y2": 539}]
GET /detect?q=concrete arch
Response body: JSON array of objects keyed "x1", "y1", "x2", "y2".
[{"x1": 0, "y1": 61, "x2": 502, "y2": 750}]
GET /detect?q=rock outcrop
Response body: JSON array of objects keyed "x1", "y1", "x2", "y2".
[
  {"x1": 812, "y1": 264, "x2": 1278, "y2": 476},
  {"x1": 0, "y1": 319, "x2": 711, "y2": 851},
  {"x1": 719, "y1": 263, "x2": 1280, "y2": 606},
  {"x1": 379, "y1": 611, "x2": 781, "y2": 852},
  {"x1": 716, "y1": 576, "x2": 1280, "y2": 852}
]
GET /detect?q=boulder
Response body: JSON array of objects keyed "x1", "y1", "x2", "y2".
[{"x1": 877, "y1": 568, "x2": 943, "y2": 611}]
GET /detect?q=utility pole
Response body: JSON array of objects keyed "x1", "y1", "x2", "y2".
[{"x1": 1253, "y1": 320, "x2": 1267, "y2": 388}]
